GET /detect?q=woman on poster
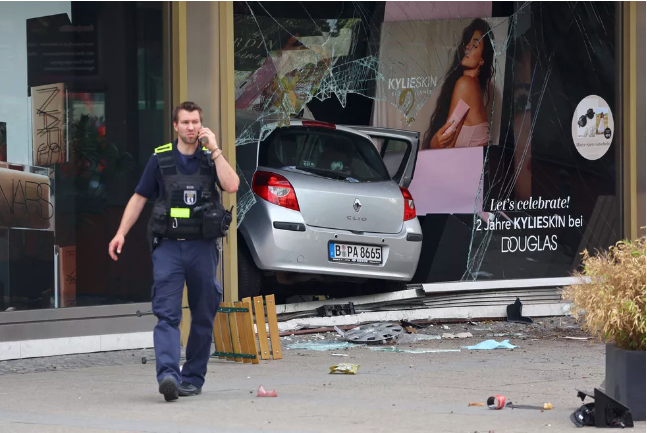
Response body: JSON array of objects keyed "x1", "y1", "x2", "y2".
[{"x1": 422, "y1": 18, "x2": 495, "y2": 149}]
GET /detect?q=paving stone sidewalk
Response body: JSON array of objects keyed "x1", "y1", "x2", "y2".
[{"x1": 1, "y1": 321, "x2": 644, "y2": 433}]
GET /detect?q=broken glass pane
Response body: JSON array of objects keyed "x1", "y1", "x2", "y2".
[{"x1": 233, "y1": 1, "x2": 619, "y2": 282}]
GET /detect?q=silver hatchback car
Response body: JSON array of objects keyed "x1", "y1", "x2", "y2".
[{"x1": 237, "y1": 120, "x2": 422, "y2": 299}]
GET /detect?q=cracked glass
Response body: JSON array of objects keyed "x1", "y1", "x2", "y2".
[{"x1": 233, "y1": 2, "x2": 619, "y2": 283}]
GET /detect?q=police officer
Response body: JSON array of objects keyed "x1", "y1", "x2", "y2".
[{"x1": 108, "y1": 101, "x2": 239, "y2": 402}]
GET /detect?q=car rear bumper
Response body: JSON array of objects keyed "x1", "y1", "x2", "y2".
[{"x1": 241, "y1": 201, "x2": 422, "y2": 281}]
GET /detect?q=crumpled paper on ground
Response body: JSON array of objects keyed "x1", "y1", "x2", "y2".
[
  {"x1": 462, "y1": 339, "x2": 518, "y2": 350},
  {"x1": 330, "y1": 363, "x2": 360, "y2": 374}
]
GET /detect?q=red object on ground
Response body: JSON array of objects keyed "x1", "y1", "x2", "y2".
[
  {"x1": 487, "y1": 395, "x2": 506, "y2": 410},
  {"x1": 257, "y1": 385, "x2": 278, "y2": 397}
]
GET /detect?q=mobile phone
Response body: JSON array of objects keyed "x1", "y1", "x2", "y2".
[
  {"x1": 443, "y1": 99, "x2": 470, "y2": 136},
  {"x1": 199, "y1": 127, "x2": 208, "y2": 145}
]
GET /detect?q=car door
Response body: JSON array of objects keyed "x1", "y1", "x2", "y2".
[{"x1": 343, "y1": 126, "x2": 420, "y2": 188}]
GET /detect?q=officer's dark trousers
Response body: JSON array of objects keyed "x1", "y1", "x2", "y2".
[{"x1": 151, "y1": 238, "x2": 222, "y2": 388}]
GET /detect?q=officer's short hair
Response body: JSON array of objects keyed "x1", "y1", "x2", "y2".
[{"x1": 172, "y1": 101, "x2": 203, "y2": 123}]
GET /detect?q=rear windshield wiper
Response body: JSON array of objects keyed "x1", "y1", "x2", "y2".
[{"x1": 294, "y1": 166, "x2": 350, "y2": 180}]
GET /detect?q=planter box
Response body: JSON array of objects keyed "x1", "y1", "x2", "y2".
[{"x1": 605, "y1": 343, "x2": 646, "y2": 421}]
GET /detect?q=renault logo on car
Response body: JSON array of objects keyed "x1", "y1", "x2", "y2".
[{"x1": 353, "y1": 199, "x2": 361, "y2": 212}]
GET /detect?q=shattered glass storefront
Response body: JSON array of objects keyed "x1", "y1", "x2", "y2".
[
  {"x1": 232, "y1": 1, "x2": 628, "y2": 294},
  {"x1": 0, "y1": 1, "x2": 642, "y2": 356}
]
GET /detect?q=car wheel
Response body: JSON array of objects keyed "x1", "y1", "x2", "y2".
[{"x1": 237, "y1": 242, "x2": 262, "y2": 300}]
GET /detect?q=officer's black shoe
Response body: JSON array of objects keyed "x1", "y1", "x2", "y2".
[
  {"x1": 158, "y1": 376, "x2": 179, "y2": 402},
  {"x1": 178, "y1": 381, "x2": 202, "y2": 397}
]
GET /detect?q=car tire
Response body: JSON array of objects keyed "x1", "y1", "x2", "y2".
[{"x1": 237, "y1": 242, "x2": 262, "y2": 300}]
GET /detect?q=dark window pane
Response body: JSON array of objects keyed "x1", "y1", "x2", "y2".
[{"x1": 259, "y1": 128, "x2": 390, "y2": 182}]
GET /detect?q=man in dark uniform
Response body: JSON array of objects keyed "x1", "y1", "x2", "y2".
[{"x1": 108, "y1": 101, "x2": 239, "y2": 402}]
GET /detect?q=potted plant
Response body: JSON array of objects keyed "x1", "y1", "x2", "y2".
[{"x1": 563, "y1": 235, "x2": 646, "y2": 421}]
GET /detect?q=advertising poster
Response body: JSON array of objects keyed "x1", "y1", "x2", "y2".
[
  {"x1": 372, "y1": 17, "x2": 509, "y2": 215},
  {"x1": 230, "y1": 2, "x2": 619, "y2": 283},
  {"x1": 572, "y1": 95, "x2": 614, "y2": 161}
]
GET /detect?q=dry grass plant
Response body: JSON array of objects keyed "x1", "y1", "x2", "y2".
[{"x1": 563, "y1": 236, "x2": 646, "y2": 351}]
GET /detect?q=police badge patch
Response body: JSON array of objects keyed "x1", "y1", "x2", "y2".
[{"x1": 184, "y1": 190, "x2": 197, "y2": 205}]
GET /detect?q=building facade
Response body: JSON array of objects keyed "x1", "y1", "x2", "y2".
[{"x1": 0, "y1": 1, "x2": 644, "y2": 360}]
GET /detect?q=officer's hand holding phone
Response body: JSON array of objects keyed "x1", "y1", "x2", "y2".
[{"x1": 198, "y1": 127, "x2": 218, "y2": 152}]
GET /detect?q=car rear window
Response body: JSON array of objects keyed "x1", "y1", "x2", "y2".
[{"x1": 258, "y1": 127, "x2": 391, "y2": 182}]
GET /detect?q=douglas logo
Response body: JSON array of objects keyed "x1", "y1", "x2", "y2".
[{"x1": 502, "y1": 235, "x2": 558, "y2": 253}]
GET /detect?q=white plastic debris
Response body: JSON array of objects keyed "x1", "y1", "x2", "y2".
[{"x1": 442, "y1": 333, "x2": 472, "y2": 339}]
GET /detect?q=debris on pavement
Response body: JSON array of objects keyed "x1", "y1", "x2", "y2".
[
  {"x1": 468, "y1": 402, "x2": 485, "y2": 407},
  {"x1": 369, "y1": 347, "x2": 461, "y2": 354},
  {"x1": 395, "y1": 333, "x2": 440, "y2": 344},
  {"x1": 275, "y1": 315, "x2": 592, "y2": 357},
  {"x1": 463, "y1": 340, "x2": 518, "y2": 350},
  {"x1": 257, "y1": 385, "x2": 278, "y2": 397},
  {"x1": 571, "y1": 388, "x2": 634, "y2": 428},
  {"x1": 509, "y1": 402, "x2": 554, "y2": 410},
  {"x1": 330, "y1": 363, "x2": 360, "y2": 375},
  {"x1": 490, "y1": 333, "x2": 526, "y2": 338},
  {"x1": 338, "y1": 323, "x2": 403, "y2": 344},
  {"x1": 287, "y1": 341, "x2": 355, "y2": 351},
  {"x1": 414, "y1": 334, "x2": 442, "y2": 340},
  {"x1": 331, "y1": 353, "x2": 349, "y2": 357},
  {"x1": 506, "y1": 298, "x2": 534, "y2": 324},
  {"x1": 280, "y1": 325, "x2": 356, "y2": 337},
  {"x1": 400, "y1": 320, "x2": 428, "y2": 330},
  {"x1": 441, "y1": 332, "x2": 473, "y2": 339},
  {"x1": 571, "y1": 403, "x2": 595, "y2": 427},
  {"x1": 275, "y1": 288, "x2": 424, "y2": 317},
  {"x1": 276, "y1": 320, "x2": 306, "y2": 333},
  {"x1": 316, "y1": 302, "x2": 356, "y2": 317},
  {"x1": 487, "y1": 395, "x2": 507, "y2": 410}
]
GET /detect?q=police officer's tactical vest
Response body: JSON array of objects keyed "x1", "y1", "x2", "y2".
[{"x1": 147, "y1": 143, "x2": 219, "y2": 241}]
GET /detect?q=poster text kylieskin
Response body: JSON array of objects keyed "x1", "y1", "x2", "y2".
[{"x1": 477, "y1": 196, "x2": 584, "y2": 253}]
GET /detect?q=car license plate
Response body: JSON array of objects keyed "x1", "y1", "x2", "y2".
[{"x1": 329, "y1": 243, "x2": 382, "y2": 264}]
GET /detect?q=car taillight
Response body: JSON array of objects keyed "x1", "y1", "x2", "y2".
[
  {"x1": 400, "y1": 186, "x2": 416, "y2": 221},
  {"x1": 252, "y1": 171, "x2": 300, "y2": 211}
]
